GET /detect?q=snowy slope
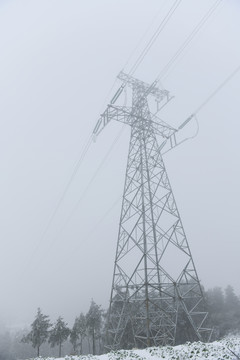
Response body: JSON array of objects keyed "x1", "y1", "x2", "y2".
[{"x1": 27, "y1": 336, "x2": 240, "y2": 360}]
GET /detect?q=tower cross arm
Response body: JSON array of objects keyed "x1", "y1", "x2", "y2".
[
  {"x1": 92, "y1": 104, "x2": 133, "y2": 137},
  {"x1": 161, "y1": 114, "x2": 197, "y2": 154},
  {"x1": 150, "y1": 113, "x2": 176, "y2": 139},
  {"x1": 117, "y1": 71, "x2": 169, "y2": 100},
  {"x1": 93, "y1": 105, "x2": 177, "y2": 139}
]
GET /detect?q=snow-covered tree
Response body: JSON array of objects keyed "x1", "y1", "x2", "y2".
[
  {"x1": 21, "y1": 308, "x2": 51, "y2": 357},
  {"x1": 78, "y1": 313, "x2": 87, "y2": 354},
  {"x1": 48, "y1": 316, "x2": 70, "y2": 357},
  {"x1": 70, "y1": 313, "x2": 87, "y2": 355},
  {"x1": 224, "y1": 285, "x2": 240, "y2": 311},
  {"x1": 70, "y1": 317, "x2": 79, "y2": 354},
  {"x1": 86, "y1": 300, "x2": 102, "y2": 355}
]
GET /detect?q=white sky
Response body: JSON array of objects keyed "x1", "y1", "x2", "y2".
[{"x1": 0, "y1": 0, "x2": 240, "y2": 328}]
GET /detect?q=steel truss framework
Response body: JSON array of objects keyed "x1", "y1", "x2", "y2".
[{"x1": 94, "y1": 72, "x2": 210, "y2": 350}]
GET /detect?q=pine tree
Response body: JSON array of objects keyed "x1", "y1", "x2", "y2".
[
  {"x1": 21, "y1": 308, "x2": 51, "y2": 357},
  {"x1": 223, "y1": 285, "x2": 240, "y2": 334},
  {"x1": 86, "y1": 300, "x2": 102, "y2": 355},
  {"x1": 78, "y1": 313, "x2": 87, "y2": 354},
  {"x1": 70, "y1": 317, "x2": 80, "y2": 354},
  {"x1": 224, "y1": 285, "x2": 240, "y2": 311},
  {"x1": 70, "y1": 313, "x2": 87, "y2": 355},
  {"x1": 206, "y1": 287, "x2": 225, "y2": 338},
  {"x1": 48, "y1": 316, "x2": 70, "y2": 357}
]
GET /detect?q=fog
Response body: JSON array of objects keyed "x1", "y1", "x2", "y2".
[{"x1": 0, "y1": 0, "x2": 239, "y2": 328}]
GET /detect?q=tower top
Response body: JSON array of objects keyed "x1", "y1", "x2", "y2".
[{"x1": 118, "y1": 71, "x2": 169, "y2": 102}]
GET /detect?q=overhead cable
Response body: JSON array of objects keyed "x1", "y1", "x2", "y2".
[
  {"x1": 128, "y1": 0, "x2": 182, "y2": 76},
  {"x1": 156, "y1": 0, "x2": 223, "y2": 81},
  {"x1": 122, "y1": 0, "x2": 169, "y2": 73},
  {"x1": 167, "y1": 64, "x2": 240, "y2": 153},
  {"x1": 109, "y1": 0, "x2": 222, "y2": 123},
  {"x1": 23, "y1": 133, "x2": 93, "y2": 268},
  {"x1": 193, "y1": 64, "x2": 240, "y2": 115},
  {"x1": 32, "y1": 125, "x2": 126, "y2": 268}
]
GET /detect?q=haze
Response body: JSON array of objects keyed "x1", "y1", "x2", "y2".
[{"x1": 0, "y1": 0, "x2": 239, "y2": 329}]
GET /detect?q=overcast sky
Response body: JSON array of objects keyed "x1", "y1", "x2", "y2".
[{"x1": 0, "y1": 0, "x2": 240, "y2": 328}]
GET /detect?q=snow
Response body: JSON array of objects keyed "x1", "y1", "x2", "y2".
[{"x1": 27, "y1": 336, "x2": 240, "y2": 360}]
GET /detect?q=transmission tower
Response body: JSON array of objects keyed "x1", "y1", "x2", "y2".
[{"x1": 93, "y1": 72, "x2": 210, "y2": 349}]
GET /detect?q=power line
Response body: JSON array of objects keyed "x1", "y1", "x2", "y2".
[
  {"x1": 108, "y1": 0, "x2": 223, "y2": 125},
  {"x1": 32, "y1": 125, "x2": 126, "y2": 268},
  {"x1": 66, "y1": 126, "x2": 125, "y2": 222},
  {"x1": 156, "y1": 0, "x2": 223, "y2": 81},
  {"x1": 166, "y1": 64, "x2": 240, "y2": 154},
  {"x1": 59, "y1": 195, "x2": 122, "y2": 264},
  {"x1": 105, "y1": 0, "x2": 184, "y2": 109},
  {"x1": 193, "y1": 64, "x2": 240, "y2": 115},
  {"x1": 22, "y1": 0, "x2": 229, "y2": 271},
  {"x1": 122, "y1": 0, "x2": 169, "y2": 73},
  {"x1": 21, "y1": 133, "x2": 93, "y2": 270},
  {"x1": 29, "y1": 0, "x2": 182, "y2": 265},
  {"x1": 128, "y1": 0, "x2": 182, "y2": 76},
  {"x1": 109, "y1": 0, "x2": 223, "y2": 122},
  {"x1": 128, "y1": 0, "x2": 223, "y2": 123}
]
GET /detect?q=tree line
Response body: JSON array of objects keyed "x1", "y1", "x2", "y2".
[
  {"x1": 0, "y1": 299, "x2": 103, "y2": 360},
  {"x1": 21, "y1": 300, "x2": 103, "y2": 358},
  {"x1": 1, "y1": 285, "x2": 240, "y2": 359}
]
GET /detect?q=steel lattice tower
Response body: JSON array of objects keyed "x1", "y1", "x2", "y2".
[{"x1": 94, "y1": 72, "x2": 210, "y2": 350}]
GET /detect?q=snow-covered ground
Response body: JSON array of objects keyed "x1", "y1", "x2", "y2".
[{"x1": 27, "y1": 336, "x2": 240, "y2": 360}]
